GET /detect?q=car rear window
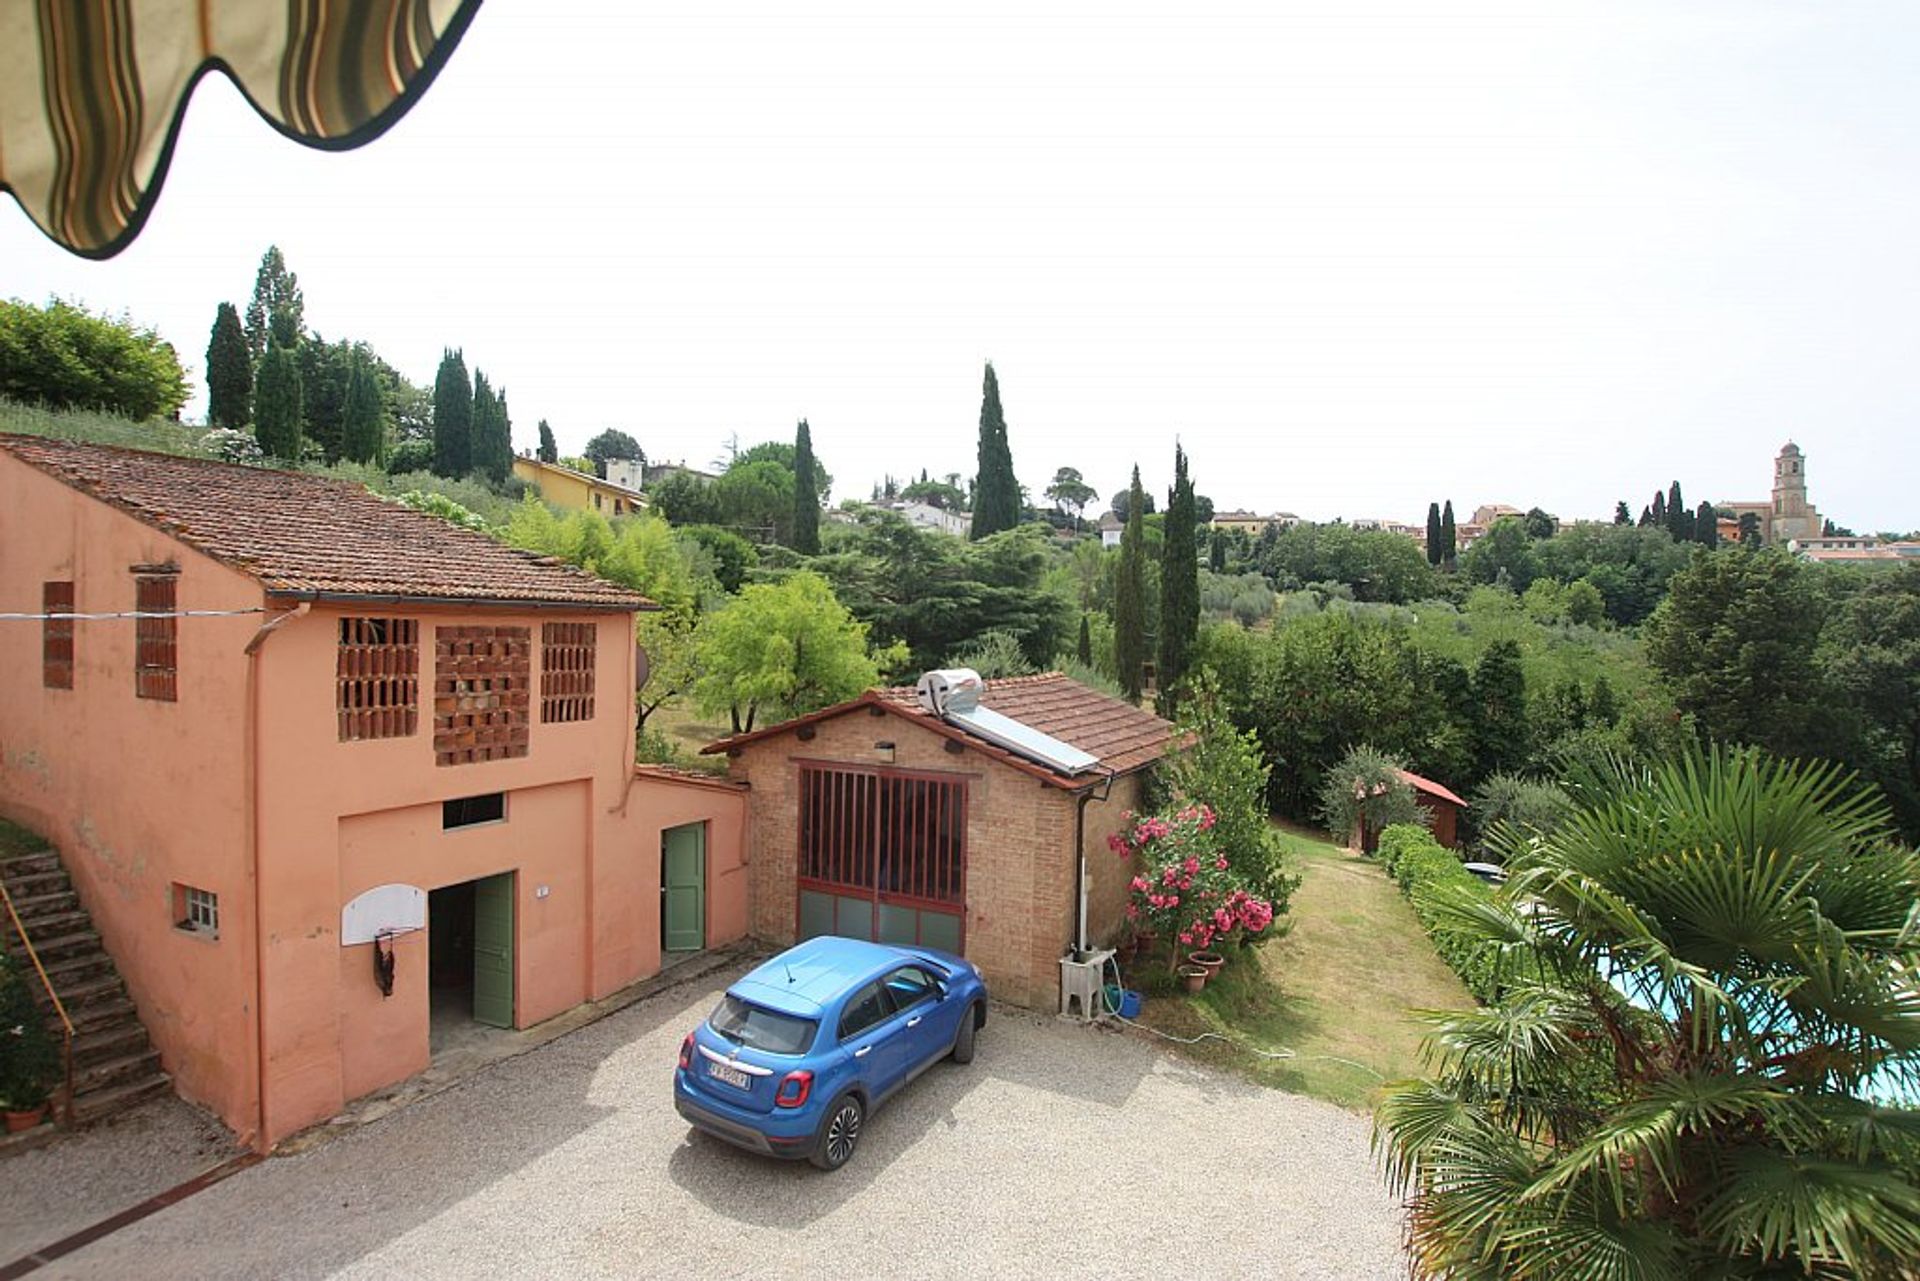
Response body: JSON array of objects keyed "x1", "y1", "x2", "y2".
[{"x1": 709, "y1": 995, "x2": 818, "y2": 1055}]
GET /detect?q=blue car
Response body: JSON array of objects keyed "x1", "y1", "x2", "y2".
[{"x1": 673, "y1": 936, "x2": 989, "y2": 1170}]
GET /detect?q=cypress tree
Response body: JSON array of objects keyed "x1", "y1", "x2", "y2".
[
  {"x1": 244, "y1": 245, "x2": 304, "y2": 360},
  {"x1": 1158, "y1": 445, "x2": 1199, "y2": 715},
  {"x1": 1113, "y1": 465, "x2": 1149, "y2": 702},
  {"x1": 1470, "y1": 639, "x2": 1528, "y2": 782},
  {"x1": 1695, "y1": 500, "x2": 1719, "y2": 547},
  {"x1": 1440, "y1": 500, "x2": 1457, "y2": 568},
  {"x1": 1666, "y1": 480, "x2": 1686, "y2": 538},
  {"x1": 537, "y1": 419, "x2": 558, "y2": 464},
  {"x1": 1162, "y1": 476, "x2": 1192, "y2": 664},
  {"x1": 253, "y1": 337, "x2": 304, "y2": 461},
  {"x1": 1425, "y1": 501, "x2": 1443, "y2": 565},
  {"x1": 968, "y1": 362, "x2": 1019, "y2": 539},
  {"x1": 341, "y1": 354, "x2": 385, "y2": 464},
  {"x1": 493, "y1": 386, "x2": 513, "y2": 482},
  {"x1": 1651, "y1": 489, "x2": 1667, "y2": 529},
  {"x1": 1077, "y1": 613, "x2": 1093, "y2": 666},
  {"x1": 792, "y1": 418, "x2": 820, "y2": 555},
  {"x1": 432, "y1": 348, "x2": 471, "y2": 477},
  {"x1": 1614, "y1": 500, "x2": 1632, "y2": 525},
  {"x1": 470, "y1": 370, "x2": 498, "y2": 481},
  {"x1": 205, "y1": 302, "x2": 252, "y2": 429},
  {"x1": 1208, "y1": 528, "x2": 1227, "y2": 572}
]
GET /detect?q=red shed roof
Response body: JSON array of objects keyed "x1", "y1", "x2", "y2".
[
  {"x1": 1398, "y1": 768, "x2": 1467, "y2": 809},
  {"x1": 703, "y1": 672, "x2": 1176, "y2": 789},
  {"x1": 0, "y1": 435, "x2": 649, "y2": 611}
]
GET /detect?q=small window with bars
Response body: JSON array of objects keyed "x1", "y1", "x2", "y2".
[
  {"x1": 174, "y1": 883, "x2": 219, "y2": 939},
  {"x1": 338, "y1": 617, "x2": 420, "y2": 741},
  {"x1": 541, "y1": 622, "x2": 596, "y2": 723},
  {"x1": 134, "y1": 570, "x2": 178, "y2": 701},
  {"x1": 43, "y1": 581, "x2": 74, "y2": 689}
]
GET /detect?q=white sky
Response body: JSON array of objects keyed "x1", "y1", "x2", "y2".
[{"x1": 5, "y1": 0, "x2": 1918, "y2": 530}]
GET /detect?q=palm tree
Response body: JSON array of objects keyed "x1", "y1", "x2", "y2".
[{"x1": 1375, "y1": 746, "x2": 1920, "y2": 1280}]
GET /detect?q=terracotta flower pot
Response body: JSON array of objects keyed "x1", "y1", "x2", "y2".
[
  {"x1": 4, "y1": 1103, "x2": 48, "y2": 1134},
  {"x1": 1188, "y1": 950, "x2": 1225, "y2": 978},
  {"x1": 1177, "y1": 963, "x2": 1209, "y2": 994}
]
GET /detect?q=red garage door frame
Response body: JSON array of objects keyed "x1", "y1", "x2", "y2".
[{"x1": 793, "y1": 760, "x2": 969, "y2": 951}]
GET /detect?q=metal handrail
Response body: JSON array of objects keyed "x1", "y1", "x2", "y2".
[{"x1": 0, "y1": 872, "x2": 76, "y2": 1127}]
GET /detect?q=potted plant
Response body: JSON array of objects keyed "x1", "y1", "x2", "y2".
[
  {"x1": 1187, "y1": 949, "x2": 1225, "y2": 979},
  {"x1": 1177, "y1": 963, "x2": 1209, "y2": 994},
  {"x1": 1, "y1": 955, "x2": 60, "y2": 1133}
]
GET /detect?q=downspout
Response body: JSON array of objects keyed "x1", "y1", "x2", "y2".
[
  {"x1": 243, "y1": 603, "x2": 307, "y2": 1151},
  {"x1": 1072, "y1": 768, "x2": 1118, "y2": 960}
]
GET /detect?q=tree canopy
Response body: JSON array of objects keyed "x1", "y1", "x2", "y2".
[
  {"x1": 691, "y1": 572, "x2": 906, "y2": 733},
  {"x1": 0, "y1": 297, "x2": 189, "y2": 420},
  {"x1": 969, "y1": 362, "x2": 1020, "y2": 538},
  {"x1": 205, "y1": 302, "x2": 251, "y2": 429}
]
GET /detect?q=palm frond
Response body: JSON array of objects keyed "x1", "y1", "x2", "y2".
[{"x1": 1696, "y1": 1146, "x2": 1920, "y2": 1272}]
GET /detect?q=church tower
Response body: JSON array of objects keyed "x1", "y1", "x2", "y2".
[{"x1": 1769, "y1": 442, "x2": 1821, "y2": 543}]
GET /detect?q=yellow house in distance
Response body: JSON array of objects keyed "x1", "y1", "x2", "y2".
[{"x1": 512, "y1": 456, "x2": 650, "y2": 518}]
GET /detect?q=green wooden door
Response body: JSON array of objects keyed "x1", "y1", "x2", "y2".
[
  {"x1": 472, "y1": 873, "x2": 515, "y2": 1029},
  {"x1": 662, "y1": 823, "x2": 706, "y2": 953}
]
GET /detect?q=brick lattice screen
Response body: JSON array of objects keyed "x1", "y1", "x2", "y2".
[
  {"x1": 434, "y1": 626, "x2": 531, "y2": 765},
  {"x1": 133, "y1": 572, "x2": 177, "y2": 701},
  {"x1": 540, "y1": 622, "x2": 596, "y2": 723},
  {"x1": 43, "y1": 580, "x2": 74, "y2": 689},
  {"x1": 337, "y1": 618, "x2": 420, "y2": 741}
]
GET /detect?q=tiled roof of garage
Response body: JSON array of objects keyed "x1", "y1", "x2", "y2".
[
  {"x1": 0, "y1": 434, "x2": 649, "y2": 611},
  {"x1": 703, "y1": 672, "x2": 1177, "y2": 788}
]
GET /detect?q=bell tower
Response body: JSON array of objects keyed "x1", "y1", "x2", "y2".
[{"x1": 1769, "y1": 442, "x2": 1820, "y2": 542}]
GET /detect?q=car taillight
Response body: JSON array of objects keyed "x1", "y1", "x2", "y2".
[
  {"x1": 774, "y1": 1070, "x2": 814, "y2": 1108},
  {"x1": 678, "y1": 1032, "x2": 694, "y2": 1070}
]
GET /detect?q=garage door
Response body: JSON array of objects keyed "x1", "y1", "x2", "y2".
[{"x1": 796, "y1": 763, "x2": 965, "y2": 952}]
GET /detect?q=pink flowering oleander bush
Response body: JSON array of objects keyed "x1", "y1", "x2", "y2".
[{"x1": 1109, "y1": 803, "x2": 1275, "y2": 966}]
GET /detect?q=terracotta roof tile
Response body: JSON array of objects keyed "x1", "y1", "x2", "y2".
[
  {"x1": 706, "y1": 671, "x2": 1177, "y2": 787},
  {"x1": 1, "y1": 434, "x2": 649, "y2": 611},
  {"x1": 1398, "y1": 769, "x2": 1467, "y2": 808}
]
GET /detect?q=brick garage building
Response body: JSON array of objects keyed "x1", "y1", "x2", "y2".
[{"x1": 705, "y1": 674, "x2": 1174, "y2": 1010}]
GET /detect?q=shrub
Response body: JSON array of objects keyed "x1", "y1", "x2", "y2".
[
  {"x1": 1111, "y1": 804, "x2": 1277, "y2": 963},
  {"x1": 1468, "y1": 772, "x2": 1571, "y2": 851},
  {"x1": 1316, "y1": 745, "x2": 1423, "y2": 850},
  {"x1": 0, "y1": 953, "x2": 61, "y2": 1111},
  {"x1": 1375, "y1": 823, "x2": 1500, "y2": 1002}
]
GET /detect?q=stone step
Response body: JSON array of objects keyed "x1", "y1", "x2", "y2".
[
  {"x1": 12, "y1": 907, "x2": 87, "y2": 937},
  {"x1": 5, "y1": 926, "x2": 101, "y2": 964},
  {"x1": 74, "y1": 1047, "x2": 162, "y2": 1095},
  {"x1": 72, "y1": 1072, "x2": 172, "y2": 1125},
  {"x1": 43, "y1": 949, "x2": 115, "y2": 987},
  {"x1": 72, "y1": 1020, "x2": 152, "y2": 1070},
  {"x1": 0, "y1": 867, "x2": 71, "y2": 898},
  {"x1": 38, "y1": 970, "x2": 127, "y2": 1010},
  {"x1": 68, "y1": 995, "x2": 138, "y2": 1034},
  {"x1": 0, "y1": 850, "x2": 58, "y2": 876},
  {"x1": 9, "y1": 888, "x2": 80, "y2": 920}
]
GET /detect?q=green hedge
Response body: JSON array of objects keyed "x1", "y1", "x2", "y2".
[{"x1": 1376, "y1": 823, "x2": 1500, "y2": 1003}]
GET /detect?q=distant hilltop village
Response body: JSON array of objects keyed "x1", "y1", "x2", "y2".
[{"x1": 1202, "y1": 442, "x2": 1917, "y2": 565}]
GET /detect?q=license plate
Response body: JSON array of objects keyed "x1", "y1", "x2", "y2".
[{"x1": 707, "y1": 1061, "x2": 750, "y2": 1090}]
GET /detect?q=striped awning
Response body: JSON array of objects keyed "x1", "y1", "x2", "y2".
[{"x1": 1, "y1": 1, "x2": 482, "y2": 259}]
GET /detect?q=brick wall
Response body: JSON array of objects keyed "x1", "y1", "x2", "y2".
[{"x1": 726, "y1": 709, "x2": 1149, "y2": 1010}]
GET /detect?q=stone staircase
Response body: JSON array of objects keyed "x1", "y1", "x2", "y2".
[{"x1": 1, "y1": 843, "x2": 172, "y2": 1125}]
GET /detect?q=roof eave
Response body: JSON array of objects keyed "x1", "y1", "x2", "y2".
[{"x1": 266, "y1": 588, "x2": 652, "y2": 613}]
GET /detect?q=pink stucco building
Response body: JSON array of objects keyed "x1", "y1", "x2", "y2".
[{"x1": 0, "y1": 436, "x2": 746, "y2": 1149}]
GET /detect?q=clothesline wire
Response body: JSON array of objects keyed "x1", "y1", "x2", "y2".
[{"x1": 0, "y1": 608, "x2": 270, "y2": 621}]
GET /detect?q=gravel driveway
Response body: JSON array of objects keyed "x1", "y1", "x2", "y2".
[{"x1": 26, "y1": 967, "x2": 1408, "y2": 1279}]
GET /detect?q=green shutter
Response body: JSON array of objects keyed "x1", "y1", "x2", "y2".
[
  {"x1": 663, "y1": 823, "x2": 705, "y2": 952},
  {"x1": 472, "y1": 873, "x2": 515, "y2": 1029}
]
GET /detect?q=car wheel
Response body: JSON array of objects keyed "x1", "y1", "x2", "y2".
[
  {"x1": 810, "y1": 1094, "x2": 864, "y2": 1171},
  {"x1": 950, "y1": 1002, "x2": 980, "y2": 1064}
]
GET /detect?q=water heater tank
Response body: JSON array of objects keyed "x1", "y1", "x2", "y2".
[{"x1": 915, "y1": 667, "x2": 984, "y2": 716}]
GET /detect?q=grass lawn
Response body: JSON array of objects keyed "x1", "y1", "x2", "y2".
[
  {"x1": 643, "y1": 702, "x2": 734, "y2": 761},
  {"x1": 1129, "y1": 821, "x2": 1474, "y2": 1110}
]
